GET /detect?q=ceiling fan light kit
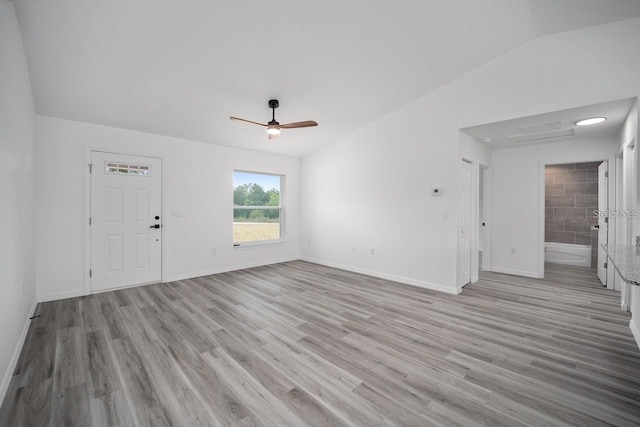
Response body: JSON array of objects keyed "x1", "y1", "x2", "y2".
[{"x1": 230, "y1": 99, "x2": 318, "y2": 140}]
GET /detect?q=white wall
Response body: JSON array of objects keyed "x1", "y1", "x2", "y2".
[
  {"x1": 301, "y1": 83, "x2": 462, "y2": 294},
  {"x1": 35, "y1": 116, "x2": 301, "y2": 301},
  {"x1": 0, "y1": 0, "x2": 37, "y2": 404},
  {"x1": 301, "y1": 17, "x2": 640, "y2": 293},
  {"x1": 491, "y1": 137, "x2": 618, "y2": 277}
]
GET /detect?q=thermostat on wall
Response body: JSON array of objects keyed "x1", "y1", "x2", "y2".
[{"x1": 432, "y1": 188, "x2": 442, "y2": 196}]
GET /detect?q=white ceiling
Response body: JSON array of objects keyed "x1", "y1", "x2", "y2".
[
  {"x1": 462, "y1": 97, "x2": 636, "y2": 150},
  {"x1": 14, "y1": 0, "x2": 640, "y2": 157}
]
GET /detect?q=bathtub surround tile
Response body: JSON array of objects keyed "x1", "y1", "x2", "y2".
[
  {"x1": 545, "y1": 219, "x2": 564, "y2": 231},
  {"x1": 575, "y1": 232, "x2": 592, "y2": 245},
  {"x1": 546, "y1": 208, "x2": 554, "y2": 220},
  {"x1": 564, "y1": 220, "x2": 597, "y2": 233},
  {"x1": 553, "y1": 169, "x2": 587, "y2": 184},
  {"x1": 545, "y1": 231, "x2": 575, "y2": 244},
  {"x1": 545, "y1": 184, "x2": 565, "y2": 196},
  {"x1": 575, "y1": 194, "x2": 598, "y2": 208},
  {"x1": 564, "y1": 182, "x2": 598, "y2": 195},
  {"x1": 545, "y1": 195, "x2": 575, "y2": 207},
  {"x1": 546, "y1": 163, "x2": 576, "y2": 171},
  {"x1": 586, "y1": 170, "x2": 598, "y2": 183},
  {"x1": 545, "y1": 169, "x2": 554, "y2": 184},
  {"x1": 576, "y1": 161, "x2": 603, "y2": 169},
  {"x1": 553, "y1": 207, "x2": 587, "y2": 220}
]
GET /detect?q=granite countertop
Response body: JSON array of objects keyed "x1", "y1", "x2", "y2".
[{"x1": 604, "y1": 244, "x2": 640, "y2": 286}]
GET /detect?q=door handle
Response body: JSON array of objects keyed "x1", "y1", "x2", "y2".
[{"x1": 149, "y1": 224, "x2": 160, "y2": 229}]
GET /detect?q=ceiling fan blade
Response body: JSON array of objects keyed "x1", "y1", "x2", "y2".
[
  {"x1": 268, "y1": 132, "x2": 279, "y2": 140},
  {"x1": 230, "y1": 116, "x2": 267, "y2": 127},
  {"x1": 279, "y1": 120, "x2": 318, "y2": 129}
]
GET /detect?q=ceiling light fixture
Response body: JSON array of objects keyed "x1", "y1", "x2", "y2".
[
  {"x1": 267, "y1": 126, "x2": 280, "y2": 136},
  {"x1": 575, "y1": 117, "x2": 607, "y2": 126}
]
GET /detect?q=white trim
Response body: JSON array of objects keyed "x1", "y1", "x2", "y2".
[
  {"x1": 36, "y1": 258, "x2": 301, "y2": 302},
  {"x1": 90, "y1": 279, "x2": 162, "y2": 294},
  {"x1": 0, "y1": 298, "x2": 38, "y2": 406},
  {"x1": 490, "y1": 266, "x2": 541, "y2": 279},
  {"x1": 630, "y1": 319, "x2": 640, "y2": 351},
  {"x1": 83, "y1": 148, "x2": 92, "y2": 297},
  {"x1": 301, "y1": 256, "x2": 460, "y2": 295},
  {"x1": 233, "y1": 239, "x2": 287, "y2": 249},
  {"x1": 37, "y1": 289, "x2": 87, "y2": 303},
  {"x1": 481, "y1": 167, "x2": 492, "y2": 272},
  {"x1": 538, "y1": 161, "x2": 546, "y2": 278}
]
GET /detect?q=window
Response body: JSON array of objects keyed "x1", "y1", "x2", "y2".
[
  {"x1": 105, "y1": 162, "x2": 150, "y2": 176},
  {"x1": 233, "y1": 170, "x2": 283, "y2": 244}
]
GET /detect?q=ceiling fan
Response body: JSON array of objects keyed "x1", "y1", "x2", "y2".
[{"x1": 230, "y1": 99, "x2": 318, "y2": 140}]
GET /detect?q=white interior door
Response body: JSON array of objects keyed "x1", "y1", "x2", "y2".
[
  {"x1": 597, "y1": 161, "x2": 608, "y2": 286},
  {"x1": 457, "y1": 160, "x2": 472, "y2": 288},
  {"x1": 91, "y1": 152, "x2": 162, "y2": 292}
]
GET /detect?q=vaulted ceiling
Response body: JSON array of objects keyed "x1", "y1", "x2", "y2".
[{"x1": 14, "y1": 0, "x2": 640, "y2": 156}]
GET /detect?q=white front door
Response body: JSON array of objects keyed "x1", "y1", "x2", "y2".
[
  {"x1": 90, "y1": 152, "x2": 162, "y2": 292},
  {"x1": 457, "y1": 160, "x2": 472, "y2": 288},
  {"x1": 597, "y1": 161, "x2": 608, "y2": 287}
]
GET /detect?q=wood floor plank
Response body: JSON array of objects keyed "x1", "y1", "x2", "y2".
[
  {"x1": 86, "y1": 330, "x2": 121, "y2": 399},
  {"x1": 89, "y1": 390, "x2": 136, "y2": 427},
  {"x1": 2, "y1": 261, "x2": 640, "y2": 426}
]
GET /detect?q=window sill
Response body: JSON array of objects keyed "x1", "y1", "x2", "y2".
[{"x1": 233, "y1": 240, "x2": 287, "y2": 249}]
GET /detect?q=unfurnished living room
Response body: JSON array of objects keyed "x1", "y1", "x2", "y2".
[{"x1": 2, "y1": 1, "x2": 640, "y2": 426}]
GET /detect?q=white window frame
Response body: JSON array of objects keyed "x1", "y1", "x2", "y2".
[{"x1": 233, "y1": 170, "x2": 285, "y2": 246}]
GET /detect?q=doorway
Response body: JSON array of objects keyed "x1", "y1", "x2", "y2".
[
  {"x1": 543, "y1": 160, "x2": 608, "y2": 284},
  {"x1": 479, "y1": 165, "x2": 491, "y2": 272},
  {"x1": 89, "y1": 151, "x2": 163, "y2": 292},
  {"x1": 457, "y1": 159, "x2": 472, "y2": 288}
]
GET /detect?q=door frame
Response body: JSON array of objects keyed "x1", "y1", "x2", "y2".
[
  {"x1": 83, "y1": 148, "x2": 166, "y2": 295},
  {"x1": 618, "y1": 139, "x2": 636, "y2": 308},
  {"x1": 458, "y1": 158, "x2": 473, "y2": 289},
  {"x1": 479, "y1": 164, "x2": 492, "y2": 274},
  {"x1": 537, "y1": 157, "x2": 616, "y2": 279},
  {"x1": 458, "y1": 159, "x2": 492, "y2": 287}
]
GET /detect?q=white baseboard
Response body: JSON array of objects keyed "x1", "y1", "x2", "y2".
[
  {"x1": 37, "y1": 288, "x2": 87, "y2": 303},
  {"x1": 166, "y1": 256, "x2": 300, "y2": 283},
  {"x1": 490, "y1": 266, "x2": 541, "y2": 279},
  {"x1": 0, "y1": 298, "x2": 38, "y2": 407},
  {"x1": 36, "y1": 257, "x2": 301, "y2": 302},
  {"x1": 300, "y1": 257, "x2": 459, "y2": 295},
  {"x1": 630, "y1": 319, "x2": 640, "y2": 351}
]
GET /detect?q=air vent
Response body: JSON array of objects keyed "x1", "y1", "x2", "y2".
[
  {"x1": 518, "y1": 121, "x2": 563, "y2": 134},
  {"x1": 509, "y1": 128, "x2": 575, "y2": 144}
]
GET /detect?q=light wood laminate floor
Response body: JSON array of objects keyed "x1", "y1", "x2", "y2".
[{"x1": 2, "y1": 261, "x2": 640, "y2": 426}]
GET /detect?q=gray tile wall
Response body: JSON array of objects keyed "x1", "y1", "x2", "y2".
[{"x1": 545, "y1": 162, "x2": 602, "y2": 268}]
